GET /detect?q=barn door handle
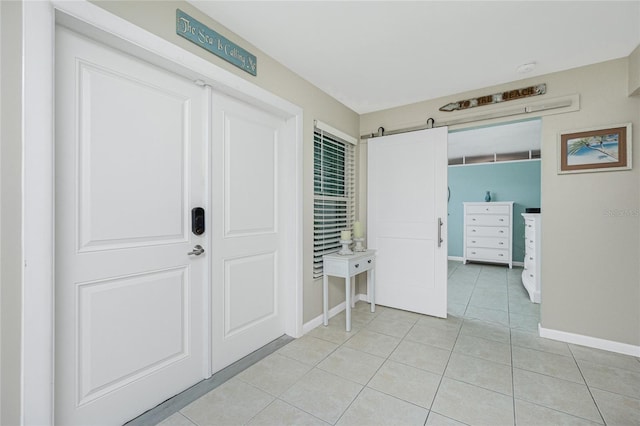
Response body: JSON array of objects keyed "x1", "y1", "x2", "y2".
[
  {"x1": 438, "y1": 217, "x2": 444, "y2": 247},
  {"x1": 188, "y1": 244, "x2": 205, "y2": 256}
]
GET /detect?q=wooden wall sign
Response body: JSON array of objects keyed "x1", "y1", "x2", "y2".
[
  {"x1": 176, "y1": 9, "x2": 257, "y2": 76},
  {"x1": 439, "y1": 83, "x2": 546, "y2": 112}
]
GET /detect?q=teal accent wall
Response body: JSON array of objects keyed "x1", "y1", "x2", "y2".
[{"x1": 448, "y1": 160, "x2": 541, "y2": 262}]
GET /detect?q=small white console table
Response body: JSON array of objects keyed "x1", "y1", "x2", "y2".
[{"x1": 322, "y1": 250, "x2": 376, "y2": 332}]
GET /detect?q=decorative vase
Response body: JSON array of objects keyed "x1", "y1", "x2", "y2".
[{"x1": 484, "y1": 191, "x2": 491, "y2": 202}]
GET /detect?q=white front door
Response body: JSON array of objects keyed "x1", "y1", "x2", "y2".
[
  {"x1": 210, "y1": 92, "x2": 287, "y2": 373},
  {"x1": 367, "y1": 128, "x2": 448, "y2": 317},
  {"x1": 55, "y1": 27, "x2": 208, "y2": 425}
]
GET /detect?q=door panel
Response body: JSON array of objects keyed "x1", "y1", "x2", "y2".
[
  {"x1": 211, "y1": 93, "x2": 285, "y2": 373},
  {"x1": 225, "y1": 252, "x2": 277, "y2": 335},
  {"x1": 77, "y1": 267, "x2": 188, "y2": 405},
  {"x1": 367, "y1": 128, "x2": 448, "y2": 317},
  {"x1": 77, "y1": 61, "x2": 186, "y2": 250},
  {"x1": 56, "y1": 27, "x2": 207, "y2": 425},
  {"x1": 224, "y1": 112, "x2": 277, "y2": 235}
]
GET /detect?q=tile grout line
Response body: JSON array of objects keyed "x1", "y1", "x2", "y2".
[
  {"x1": 299, "y1": 331, "x2": 357, "y2": 424},
  {"x1": 423, "y1": 263, "x2": 482, "y2": 425},
  {"x1": 333, "y1": 312, "x2": 413, "y2": 425},
  {"x1": 422, "y1": 320, "x2": 464, "y2": 426},
  {"x1": 568, "y1": 345, "x2": 607, "y2": 425},
  {"x1": 247, "y1": 329, "x2": 365, "y2": 426}
]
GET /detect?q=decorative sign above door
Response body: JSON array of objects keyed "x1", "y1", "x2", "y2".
[
  {"x1": 439, "y1": 83, "x2": 546, "y2": 112},
  {"x1": 176, "y1": 9, "x2": 257, "y2": 76}
]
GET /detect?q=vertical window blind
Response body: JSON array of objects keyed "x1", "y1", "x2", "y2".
[{"x1": 313, "y1": 126, "x2": 356, "y2": 279}]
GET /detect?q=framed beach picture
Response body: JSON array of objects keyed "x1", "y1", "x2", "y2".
[{"x1": 558, "y1": 123, "x2": 632, "y2": 174}]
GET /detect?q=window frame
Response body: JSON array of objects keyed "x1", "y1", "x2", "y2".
[{"x1": 313, "y1": 121, "x2": 357, "y2": 279}]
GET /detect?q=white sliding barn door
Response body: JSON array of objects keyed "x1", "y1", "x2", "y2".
[
  {"x1": 367, "y1": 128, "x2": 448, "y2": 317},
  {"x1": 209, "y1": 93, "x2": 287, "y2": 373},
  {"x1": 55, "y1": 28, "x2": 208, "y2": 425}
]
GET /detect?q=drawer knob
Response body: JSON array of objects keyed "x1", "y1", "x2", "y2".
[
  {"x1": 498, "y1": 254, "x2": 504, "y2": 257},
  {"x1": 471, "y1": 251, "x2": 477, "y2": 255},
  {"x1": 529, "y1": 274, "x2": 534, "y2": 278},
  {"x1": 499, "y1": 218, "x2": 504, "y2": 222},
  {"x1": 367, "y1": 259, "x2": 372, "y2": 264},
  {"x1": 472, "y1": 229, "x2": 476, "y2": 232},
  {"x1": 529, "y1": 256, "x2": 533, "y2": 260},
  {"x1": 354, "y1": 264, "x2": 359, "y2": 268},
  {"x1": 499, "y1": 242, "x2": 504, "y2": 245},
  {"x1": 529, "y1": 240, "x2": 534, "y2": 243},
  {"x1": 472, "y1": 218, "x2": 477, "y2": 221},
  {"x1": 499, "y1": 230, "x2": 504, "y2": 233},
  {"x1": 471, "y1": 240, "x2": 476, "y2": 243}
]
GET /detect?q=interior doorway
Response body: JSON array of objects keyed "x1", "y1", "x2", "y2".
[{"x1": 445, "y1": 119, "x2": 542, "y2": 328}]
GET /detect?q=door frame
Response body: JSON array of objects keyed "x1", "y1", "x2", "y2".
[{"x1": 22, "y1": 1, "x2": 304, "y2": 424}]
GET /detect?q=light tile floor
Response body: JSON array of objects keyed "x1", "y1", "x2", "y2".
[{"x1": 158, "y1": 262, "x2": 640, "y2": 425}]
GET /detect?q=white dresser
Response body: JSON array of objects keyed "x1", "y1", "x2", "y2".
[
  {"x1": 463, "y1": 201, "x2": 514, "y2": 268},
  {"x1": 521, "y1": 213, "x2": 541, "y2": 303}
]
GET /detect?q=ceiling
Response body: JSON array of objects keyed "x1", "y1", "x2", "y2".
[
  {"x1": 189, "y1": 1, "x2": 640, "y2": 114},
  {"x1": 448, "y1": 119, "x2": 541, "y2": 160}
]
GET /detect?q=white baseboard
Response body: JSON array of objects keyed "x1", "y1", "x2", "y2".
[
  {"x1": 302, "y1": 293, "x2": 367, "y2": 335},
  {"x1": 448, "y1": 256, "x2": 524, "y2": 268},
  {"x1": 539, "y1": 324, "x2": 640, "y2": 357}
]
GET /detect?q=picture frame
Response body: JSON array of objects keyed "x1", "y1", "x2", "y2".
[{"x1": 558, "y1": 123, "x2": 632, "y2": 174}]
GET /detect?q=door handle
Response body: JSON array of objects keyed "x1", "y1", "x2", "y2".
[
  {"x1": 188, "y1": 244, "x2": 205, "y2": 256},
  {"x1": 438, "y1": 217, "x2": 444, "y2": 248}
]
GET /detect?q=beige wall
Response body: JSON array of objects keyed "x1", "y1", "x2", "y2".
[
  {"x1": 361, "y1": 58, "x2": 640, "y2": 347},
  {"x1": 91, "y1": 1, "x2": 360, "y2": 323},
  {"x1": 0, "y1": 2, "x2": 23, "y2": 424}
]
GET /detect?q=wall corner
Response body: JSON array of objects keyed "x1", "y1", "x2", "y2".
[{"x1": 628, "y1": 44, "x2": 640, "y2": 96}]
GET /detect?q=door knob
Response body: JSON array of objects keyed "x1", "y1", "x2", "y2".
[{"x1": 188, "y1": 245, "x2": 205, "y2": 256}]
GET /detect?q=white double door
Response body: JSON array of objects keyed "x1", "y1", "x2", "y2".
[{"x1": 55, "y1": 27, "x2": 286, "y2": 425}]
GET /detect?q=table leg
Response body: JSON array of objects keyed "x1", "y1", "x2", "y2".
[
  {"x1": 345, "y1": 276, "x2": 351, "y2": 332},
  {"x1": 369, "y1": 268, "x2": 375, "y2": 313},
  {"x1": 351, "y1": 276, "x2": 356, "y2": 308},
  {"x1": 323, "y1": 273, "x2": 328, "y2": 326}
]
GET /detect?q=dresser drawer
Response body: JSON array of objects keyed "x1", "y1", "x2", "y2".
[
  {"x1": 324, "y1": 252, "x2": 375, "y2": 277},
  {"x1": 467, "y1": 226, "x2": 509, "y2": 237},
  {"x1": 526, "y1": 237, "x2": 536, "y2": 250},
  {"x1": 524, "y1": 252, "x2": 536, "y2": 266},
  {"x1": 522, "y1": 267, "x2": 536, "y2": 283},
  {"x1": 466, "y1": 247, "x2": 509, "y2": 262},
  {"x1": 467, "y1": 215, "x2": 509, "y2": 226},
  {"x1": 524, "y1": 221, "x2": 535, "y2": 237},
  {"x1": 466, "y1": 204, "x2": 511, "y2": 215},
  {"x1": 349, "y1": 255, "x2": 374, "y2": 276},
  {"x1": 466, "y1": 236, "x2": 509, "y2": 249}
]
